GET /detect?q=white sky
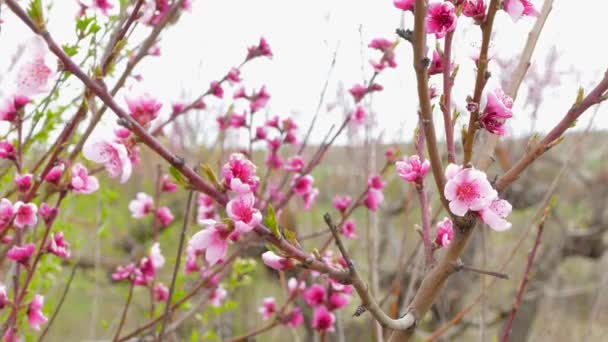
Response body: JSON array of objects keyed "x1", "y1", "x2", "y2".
[{"x1": 1, "y1": 0, "x2": 607, "y2": 145}]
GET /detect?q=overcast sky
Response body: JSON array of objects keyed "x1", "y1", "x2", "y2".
[{"x1": 1, "y1": 0, "x2": 607, "y2": 145}]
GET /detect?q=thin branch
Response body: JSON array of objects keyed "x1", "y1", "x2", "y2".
[
  {"x1": 113, "y1": 279, "x2": 135, "y2": 342},
  {"x1": 158, "y1": 191, "x2": 194, "y2": 340},
  {"x1": 39, "y1": 265, "x2": 78, "y2": 341}
]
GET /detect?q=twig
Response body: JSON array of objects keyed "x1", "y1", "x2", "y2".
[
  {"x1": 415, "y1": 118, "x2": 433, "y2": 267},
  {"x1": 113, "y1": 279, "x2": 135, "y2": 342},
  {"x1": 158, "y1": 191, "x2": 194, "y2": 340},
  {"x1": 500, "y1": 209, "x2": 549, "y2": 342},
  {"x1": 452, "y1": 261, "x2": 509, "y2": 280},
  {"x1": 441, "y1": 31, "x2": 456, "y2": 163},
  {"x1": 39, "y1": 265, "x2": 78, "y2": 341}
]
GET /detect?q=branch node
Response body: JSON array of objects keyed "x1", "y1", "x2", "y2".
[
  {"x1": 353, "y1": 305, "x2": 367, "y2": 317},
  {"x1": 395, "y1": 28, "x2": 413, "y2": 42}
]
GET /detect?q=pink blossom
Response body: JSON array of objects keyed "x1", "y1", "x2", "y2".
[
  {"x1": 369, "y1": 38, "x2": 397, "y2": 71},
  {"x1": 14, "y1": 37, "x2": 55, "y2": 96},
  {"x1": 79, "y1": 0, "x2": 116, "y2": 17},
  {"x1": 27, "y1": 294, "x2": 47, "y2": 330},
  {"x1": 303, "y1": 188, "x2": 319, "y2": 210},
  {"x1": 426, "y1": 2, "x2": 457, "y2": 39},
  {"x1": 149, "y1": 242, "x2": 165, "y2": 270},
  {"x1": 125, "y1": 94, "x2": 162, "y2": 126},
  {"x1": 208, "y1": 286, "x2": 227, "y2": 307},
  {"x1": 210, "y1": 81, "x2": 224, "y2": 98},
  {"x1": 83, "y1": 140, "x2": 132, "y2": 183},
  {"x1": 153, "y1": 283, "x2": 169, "y2": 302},
  {"x1": 368, "y1": 175, "x2": 385, "y2": 190},
  {"x1": 479, "y1": 88, "x2": 514, "y2": 136},
  {"x1": 283, "y1": 155, "x2": 304, "y2": 172},
  {"x1": 3, "y1": 327, "x2": 20, "y2": 342},
  {"x1": 229, "y1": 112, "x2": 247, "y2": 128},
  {"x1": 266, "y1": 115, "x2": 280, "y2": 128},
  {"x1": 46, "y1": 232, "x2": 71, "y2": 258},
  {"x1": 434, "y1": 217, "x2": 454, "y2": 247},
  {"x1": 262, "y1": 251, "x2": 293, "y2": 271},
  {"x1": 222, "y1": 153, "x2": 259, "y2": 193},
  {"x1": 0, "y1": 141, "x2": 15, "y2": 160},
  {"x1": 396, "y1": 155, "x2": 430, "y2": 182},
  {"x1": 351, "y1": 105, "x2": 367, "y2": 124},
  {"x1": 7, "y1": 243, "x2": 35, "y2": 263},
  {"x1": 246, "y1": 37, "x2": 273, "y2": 60},
  {"x1": 227, "y1": 67, "x2": 241, "y2": 84},
  {"x1": 312, "y1": 305, "x2": 335, "y2": 332},
  {"x1": 349, "y1": 83, "x2": 383, "y2": 103},
  {"x1": 226, "y1": 192, "x2": 262, "y2": 233},
  {"x1": 285, "y1": 307, "x2": 304, "y2": 327},
  {"x1": 340, "y1": 220, "x2": 358, "y2": 239},
  {"x1": 267, "y1": 137, "x2": 281, "y2": 152},
  {"x1": 161, "y1": 175, "x2": 177, "y2": 192},
  {"x1": 463, "y1": 0, "x2": 486, "y2": 22},
  {"x1": 479, "y1": 198, "x2": 513, "y2": 231},
  {"x1": 503, "y1": 0, "x2": 538, "y2": 22},
  {"x1": 258, "y1": 297, "x2": 276, "y2": 320},
  {"x1": 0, "y1": 95, "x2": 30, "y2": 122},
  {"x1": 364, "y1": 188, "x2": 384, "y2": 212},
  {"x1": 394, "y1": 0, "x2": 415, "y2": 11},
  {"x1": 284, "y1": 130, "x2": 298, "y2": 145},
  {"x1": 292, "y1": 174, "x2": 314, "y2": 195},
  {"x1": 304, "y1": 284, "x2": 327, "y2": 307},
  {"x1": 129, "y1": 192, "x2": 154, "y2": 218},
  {"x1": 255, "y1": 126, "x2": 267, "y2": 140},
  {"x1": 385, "y1": 147, "x2": 397, "y2": 162},
  {"x1": 444, "y1": 166, "x2": 497, "y2": 216},
  {"x1": 332, "y1": 195, "x2": 352, "y2": 214},
  {"x1": 250, "y1": 86, "x2": 270, "y2": 113},
  {"x1": 44, "y1": 163, "x2": 65, "y2": 185},
  {"x1": 188, "y1": 220, "x2": 232, "y2": 266},
  {"x1": 39, "y1": 203, "x2": 58, "y2": 225},
  {"x1": 70, "y1": 163, "x2": 99, "y2": 194},
  {"x1": 328, "y1": 292, "x2": 350, "y2": 310},
  {"x1": 0, "y1": 199, "x2": 14, "y2": 230},
  {"x1": 14, "y1": 173, "x2": 32, "y2": 193},
  {"x1": 445, "y1": 163, "x2": 463, "y2": 180},
  {"x1": 112, "y1": 263, "x2": 136, "y2": 281},
  {"x1": 13, "y1": 201, "x2": 37, "y2": 228},
  {"x1": 428, "y1": 50, "x2": 445, "y2": 75},
  {"x1": 197, "y1": 194, "x2": 217, "y2": 223},
  {"x1": 139, "y1": 0, "x2": 169, "y2": 25},
  {"x1": 0, "y1": 284, "x2": 8, "y2": 309},
  {"x1": 288, "y1": 277, "x2": 306, "y2": 295},
  {"x1": 156, "y1": 207, "x2": 174, "y2": 227}
]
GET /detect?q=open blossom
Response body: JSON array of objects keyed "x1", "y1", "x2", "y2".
[
  {"x1": 312, "y1": 305, "x2": 335, "y2": 333},
  {"x1": 160, "y1": 175, "x2": 177, "y2": 192},
  {"x1": 349, "y1": 83, "x2": 383, "y2": 103},
  {"x1": 463, "y1": 0, "x2": 486, "y2": 22},
  {"x1": 364, "y1": 188, "x2": 384, "y2": 212},
  {"x1": 304, "y1": 284, "x2": 327, "y2": 307},
  {"x1": 479, "y1": 198, "x2": 513, "y2": 231},
  {"x1": 258, "y1": 297, "x2": 276, "y2": 320},
  {"x1": 285, "y1": 307, "x2": 304, "y2": 327},
  {"x1": 44, "y1": 163, "x2": 65, "y2": 185},
  {"x1": 226, "y1": 192, "x2": 262, "y2": 233},
  {"x1": 83, "y1": 140, "x2": 132, "y2": 183},
  {"x1": 292, "y1": 174, "x2": 314, "y2": 195},
  {"x1": 368, "y1": 38, "x2": 397, "y2": 72},
  {"x1": 350, "y1": 105, "x2": 367, "y2": 125},
  {"x1": 7, "y1": 243, "x2": 35, "y2": 263},
  {"x1": 503, "y1": 0, "x2": 538, "y2": 22},
  {"x1": 14, "y1": 37, "x2": 56, "y2": 96},
  {"x1": 129, "y1": 192, "x2": 154, "y2": 218},
  {"x1": 262, "y1": 251, "x2": 293, "y2": 271},
  {"x1": 156, "y1": 207, "x2": 174, "y2": 226},
  {"x1": 332, "y1": 195, "x2": 352, "y2": 213},
  {"x1": 0, "y1": 284, "x2": 8, "y2": 309},
  {"x1": 0, "y1": 199, "x2": 14, "y2": 230},
  {"x1": 70, "y1": 163, "x2": 99, "y2": 194},
  {"x1": 341, "y1": 220, "x2": 358, "y2": 239},
  {"x1": 426, "y1": 2, "x2": 457, "y2": 39},
  {"x1": 368, "y1": 175, "x2": 385, "y2": 190},
  {"x1": 149, "y1": 242, "x2": 165, "y2": 270},
  {"x1": 328, "y1": 292, "x2": 350, "y2": 310},
  {"x1": 39, "y1": 203, "x2": 58, "y2": 225},
  {"x1": 246, "y1": 37, "x2": 273, "y2": 60},
  {"x1": 394, "y1": 0, "x2": 415, "y2": 11},
  {"x1": 188, "y1": 220, "x2": 233, "y2": 266},
  {"x1": 479, "y1": 88, "x2": 514, "y2": 136},
  {"x1": 0, "y1": 141, "x2": 15, "y2": 160},
  {"x1": 46, "y1": 232, "x2": 71, "y2": 258},
  {"x1": 222, "y1": 153, "x2": 259, "y2": 193},
  {"x1": 153, "y1": 283, "x2": 169, "y2": 302},
  {"x1": 0, "y1": 95, "x2": 29, "y2": 122},
  {"x1": 78, "y1": 0, "x2": 116, "y2": 17},
  {"x1": 444, "y1": 165, "x2": 497, "y2": 216},
  {"x1": 208, "y1": 286, "x2": 227, "y2": 307},
  {"x1": 112, "y1": 263, "x2": 136, "y2": 281},
  {"x1": 13, "y1": 201, "x2": 37, "y2": 228},
  {"x1": 125, "y1": 94, "x2": 162, "y2": 126},
  {"x1": 27, "y1": 294, "x2": 47, "y2": 330},
  {"x1": 249, "y1": 86, "x2": 271, "y2": 113},
  {"x1": 284, "y1": 155, "x2": 304, "y2": 172},
  {"x1": 14, "y1": 173, "x2": 32, "y2": 193},
  {"x1": 435, "y1": 217, "x2": 454, "y2": 247},
  {"x1": 396, "y1": 155, "x2": 430, "y2": 182}
]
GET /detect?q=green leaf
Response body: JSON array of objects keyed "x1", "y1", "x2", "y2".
[
  {"x1": 263, "y1": 205, "x2": 281, "y2": 240},
  {"x1": 62, "y1": 44, "x2": 79, "y2": 57},
  {"x1": 27, "y1": 0, "x2": 44, "y2": 28},
  {"x1": 199, "y1": 163, "x2": 222, "y2": 190},
  {"x1": 169, "y1": 166, "x2": 189, "y2": 188},
  {"x1": 575, "y1": 87, "x2": 584, "y2": 106}
]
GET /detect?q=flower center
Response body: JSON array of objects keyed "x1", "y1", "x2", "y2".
[{"x1": 456, "y1": 182, "x2": 478, "y2": 202}]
